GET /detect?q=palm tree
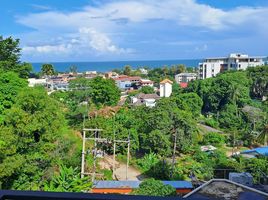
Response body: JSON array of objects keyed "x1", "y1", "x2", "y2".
[
  {"x1": 41, "y1": 63, "x2": 55, "y2": 76},
  {"x1": 257, "y1": 124, "x2": 268, "y2": 146}
]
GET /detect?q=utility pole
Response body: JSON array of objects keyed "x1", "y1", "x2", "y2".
[
  {"x1": 126, "y1": 132, "x2": 130, "y2": 180},
  {"x1": 80, "y1": 128, "x2": 104, "y2": 182},
  {"x1": 112, "y1": 129, "x2": 116, "y2": 179},
  {"x1": 171, "y1": 129, "x2": 177, "y2": 178},
  {"x1": 81, "y1": 130, "x2": 86, "y2": 178}
]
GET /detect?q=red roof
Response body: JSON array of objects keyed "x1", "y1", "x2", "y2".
[
  {"x1": 113, "y1": 76, "x2": 141, "y2": 81},
  {"x1": 180, "y1": 82, "x2": 188, "y2": 88}
]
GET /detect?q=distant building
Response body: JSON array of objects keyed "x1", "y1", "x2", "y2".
[
  {"x1": 113, "y1": 76, "x2": 141, "y2": 90},
  {"x1": 85, "y1": 71, "x2": 97, "y2": 79},
  {"x1": 139, "y1": 79, "x2": 154, "y2": 87},
  {"x1": 199, "y1": 53, "x2": 266, "y2": 79},
  {"x1": 160, "y1": 79, "x2": 173, "y2": 97},
  {"x1": 131, "y1": 93, "x2": 160, "y2": 107},
  {"x1": 175, "y1": 73, "x2": 197, "y2": 84},
  {"x1": 28, "y1": 78, "x2": 47, "y2": 87},
  {"x1": 105, "y1": 71, "x2": 119, "y2": 79}
]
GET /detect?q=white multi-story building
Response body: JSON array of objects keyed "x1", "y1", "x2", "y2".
[
  {"x1": 199, "y1": 53, "x2": 266, "y2": 79},
  {"x1": 175, "y1": 73, "x2": 197, "y2": 83},
  {"x1": 159, "y1": 79, "x2": 173, "y2": 97}
]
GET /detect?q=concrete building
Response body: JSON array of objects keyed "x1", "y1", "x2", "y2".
[
  {"x1": 113, "y1": 76, "x2": 141, "y2": 90},
  {"x1": 131, "y1": 93, "x2": 160, "y2": 107},
  {"x1": 175, "y1": 73, "x2": 197, "y2": 84},
  {"x1": 28, "y1": 78, "x2": 47, "y2": 87},
  {"x1": 199, "y1": 53, "x2": 266, "y2": 79},
  {"x1": 159, "y1": 79, "x2": 173, "y2": 97},
  {"x1": 139, "y1": 79, "x2": 154, "y2": 87}
]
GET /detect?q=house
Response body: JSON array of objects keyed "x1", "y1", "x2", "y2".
[
  {"x1": 241, "y1": 146, "x2": 268, "y2": 158},
  {"x1": 184, "y1": 179, "x2": 268, "y2": 199},
  {"x1": 199, "y1": 53, "x2": 266, "y2": 79},
  {"x1": 159, "y1": 79, "x2": 173, "y2": 97},
  {"x1": 105, "y1": 71, "x2": 119, "y2": 79},
  {"x1": 28, "y1": 78, "x2": 47, "y2": 87},
  {"x1": 131, "y1": 93, "x2": 160, "y2": 107},
  {"x1": 113, "y1": 76, "x2": 141, "y2": 90},
  {"x1": 85, "y1": 71, "x2": 97, "y2": 79},
  {"x1": 139, "y1": 79, "x2": 154, "y2": 87},
  {"x1": 175, "y1": 73, "x2": 197, "y2": 84},
  {"x1": 92, "y1": 180, "x2": 193, "y2": 195}
]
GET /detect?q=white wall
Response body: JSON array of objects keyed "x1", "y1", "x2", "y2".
[{"x1": 160, "y1": 83, "x2": 172, "y2": 97}]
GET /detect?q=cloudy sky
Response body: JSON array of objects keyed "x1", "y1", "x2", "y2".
[{"x1": 1, "y1": 0, "x2": 268, "y2": 62}]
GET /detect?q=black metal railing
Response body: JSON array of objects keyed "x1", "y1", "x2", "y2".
[{"x1": 0, "y1": 190, "x2": 184, "y2": 200}]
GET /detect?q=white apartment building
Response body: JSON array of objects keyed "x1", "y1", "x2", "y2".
[
  {"x1": 175, "y1": 73, "x2": 197, "y2": 83},
  {"x1": 199, "y1": 53, "x2": 266, "y2": 79}
]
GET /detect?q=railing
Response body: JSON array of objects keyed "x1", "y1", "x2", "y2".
[{"x1": 0, "y1": 190, "x2": 184, "y2": 200}]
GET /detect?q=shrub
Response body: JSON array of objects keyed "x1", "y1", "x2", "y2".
[
  {"x1": 202, "y1": 132, "x2": 225, "y2": 147},
  {"x1": 133, "y1": 178, "x2": 176, "y2": 197}
]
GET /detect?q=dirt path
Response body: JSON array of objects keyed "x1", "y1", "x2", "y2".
[
  {"x1": 114, "y1": 162, "x2": 145, "y2": 181},
  {"x1": 99, "y1": 155, "x2": 144, "y2": 181}
]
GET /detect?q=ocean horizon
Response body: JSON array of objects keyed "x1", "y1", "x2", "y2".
[{"x1": 31, "y1": 59, "x2": 202, "y2": 73}]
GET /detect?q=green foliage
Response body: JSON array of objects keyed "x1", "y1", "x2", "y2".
[
  {"x1": 248, "y1": 66, "x2": 268, "y2": 99},
  {"x1": 0, "y1": 36, "x2": 32, "y2": 78},
  {"x1": 89, "y1": 76, "x2": 120, "y2": 106},
  {"x1": 140, "y1": 86, "x2": 154, "y2": 94},
  {"x1": 0, "y1": 72, "x2": 27, "y2": 115},
  {"x1": 137, "y1": 153, "x2": 159, "y2": 172},
  {"x1": 41, "y1": 64, "x2": 55, "y2": 76},
  {"x1": 123, "y1": 65, "x2": 132, "y2": 76},
  {"x1": 133, "y1": 179, "x2": 176, "y2": 197},
  {"x1": 202, "y1": 132, "x2": 225, "y2": 147},
  {"x1": 44, "y1": 165, "x2": 92, "y2": 192},
  {"x1": 0, "y1": 87, "x2": 77, "y2": 189},
  {"x1": 174, "y1": 92, "x2": 203, "y2": 117},
  {"x1": 142, "y1": 130, "x2": 171, "y2": 156},
  {"x1": 204, "y1": 118, "x2": 219, "y2": 128}
]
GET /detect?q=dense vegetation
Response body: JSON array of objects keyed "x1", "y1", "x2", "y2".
[{"x1": 0, "y1": 35, "x2": 267, "y2": 196}]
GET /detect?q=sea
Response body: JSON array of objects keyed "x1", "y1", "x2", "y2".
[{"x1": 32, "y1": 59, "x2": 202, "y2": 73}]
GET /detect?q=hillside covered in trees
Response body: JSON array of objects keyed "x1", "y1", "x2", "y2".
[{"x1": 0, "y1": 36, "x2": 267, "y2": 194}]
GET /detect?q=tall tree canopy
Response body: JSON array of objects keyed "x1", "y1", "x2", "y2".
[{"x1": 0, "y1": 36, "x2": 32, "y2": 78}]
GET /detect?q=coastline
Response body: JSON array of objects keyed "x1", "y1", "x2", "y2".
[{"x1": 31, "y1": 59, "x2": 201, "y2": 73}]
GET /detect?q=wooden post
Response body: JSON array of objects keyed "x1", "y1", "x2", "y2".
[
  {"x1": 112, "y1": 132, "x2": 116, "y2": 179},
  {"x1": 171, "y1": 129, "x2": 177, "y2": 178},
  {"x1": 126, "y1": 133, "x2": 130, "y2": 180},
  {"x1": 92, "y1": 130, "x2": 97, "y2": 182},
  {"x1": 81, "y1": 130, "x2": 86, "y2": 178}
]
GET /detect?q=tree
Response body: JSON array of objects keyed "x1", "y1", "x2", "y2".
[
  {"x1": 142, "y1": 130, "x2": 171, "y2": 156},
  {"x1": 133, "y1": 179, "x2": 176, "y2": 197},
  {"x1": 44, "y1": 165, "x2": 91, "y2": 192},
  {"x1": 0, "y1": 36, "x2": 32, "y2": 78},
  {"x1": 257, "y1": 124, "x2": 268, "y2": 146},
  {"x1": 176, "y1": 64, "x2": 186, "y2": 74},
  {"x1": 89, "y1": 76, "x2": 120, "y2": 106},
  {"x1": 0, "y1": 72, "x2": 27, "y2": 115},
  {"x1": 123, "y1": 65, "x2": 132, "y2": 76},
  {"x1": 140, "y1": 86, "x2": 154, "y2": 94},
  {"x1": 69, "y1": 65, "x2": 78, "y2": 74},
  {"x1": 41, "y1": 64, "x2": 55, "y2": 76},
  {"x1": 0, "y1": 87, "x2": 68, "y2": 189}
]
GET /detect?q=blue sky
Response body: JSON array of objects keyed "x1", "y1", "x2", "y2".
[{"x1": 1, "y1": 0, "x2": 268, "y2": 62}]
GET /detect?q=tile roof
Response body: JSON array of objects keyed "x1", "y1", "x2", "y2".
[{"x1": 160, "y1": 79, "x2": 173, "y2": 84}]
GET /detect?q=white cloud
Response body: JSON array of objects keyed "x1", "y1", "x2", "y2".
[
  {"x1": 23, "y1": 44, "x2": 72, "y2": 54},
  {"x1": 16, "y1": 0, "x2": 268, "y2": 60},
  {"x1": 79, "y1": 27, "x2": 131, "y2": 54}
]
